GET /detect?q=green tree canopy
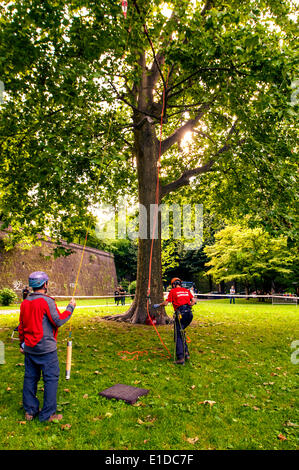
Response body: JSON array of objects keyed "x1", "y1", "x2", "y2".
[
  {"x1": 0, "y1": 0, "x2": 297, "y2": 321},
  {"x1": 204, "y1": 225, "x2": 294, "y2": 290},
  {"x1": 0, "y1": 0, "x2": 297, "y2": 245}
]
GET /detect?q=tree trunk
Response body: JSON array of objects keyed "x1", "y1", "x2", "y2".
[{"x1": 104, "y1": 119, "x2": 169, "y2": 324}]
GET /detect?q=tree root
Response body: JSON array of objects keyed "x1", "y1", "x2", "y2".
[
  {"x1": 102, "y1": 301, "x2": 172, "y2": 324},
  {"x1": 102, "y1": 312, "x2": 133, "y2": 322}
]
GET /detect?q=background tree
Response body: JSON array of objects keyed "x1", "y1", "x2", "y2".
[
  {"x1": 204, "y1": 225, "x2": 294, "y2": 294},
  {"x1": 0, "y1": 0, "x2": 297, "y2": 323}
]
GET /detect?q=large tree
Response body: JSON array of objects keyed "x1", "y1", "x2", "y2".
[{"x1": 0, "y1": 0, "x2": 297, "y2": 323}]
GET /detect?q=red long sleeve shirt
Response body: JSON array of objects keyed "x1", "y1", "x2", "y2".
[{"x1": 19, "y1": 293, "x2": 74, "y2": 355}]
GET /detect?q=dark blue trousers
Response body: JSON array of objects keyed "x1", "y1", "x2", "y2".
[
  {"x1": 174, "y1": 305, "x2": 193, "y2": 360},
  {"x1": 23, "y1": 350, "x2": 60, "y2": 422}
]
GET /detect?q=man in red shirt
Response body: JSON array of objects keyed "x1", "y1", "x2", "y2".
[
  {"x1": 154, "y1": 278, "x2": 196, "y2": 364},
  {"x1": 19, "y1": 271, "x2": 76, "y2": 422}
]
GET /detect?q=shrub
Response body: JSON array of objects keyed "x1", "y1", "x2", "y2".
[{"x1": 0, "y1": 288, "x2": 18, "y2": 306}]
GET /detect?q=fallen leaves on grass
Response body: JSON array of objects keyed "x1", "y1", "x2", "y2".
[
  {"x1": 137, "y1": 416, "x2": 156, "y2": 426},
  {"x1": 198, "y1": 400, "x2": 216, "y2": 407},
  {"x1": 242, "y1": 403, "x2": 260, "y2": 410},
  {"x1": 133, "y1": 401, "x2": 146, "y2": 407},
  {"x1": 61, "y1": 424, "x2": 71, "y2": 430},
  {"x1": 92, "y1": 415, "x2": 104, "y2": 421},
  {"x1": 284, "y1": 421, "x2": 298, "y2": 428},
  {"x1": 186, "y1": 437, "x2": 199, "y2": 444},
  {"x1": 277, "y1": 433, "x2": 287, "y2": 441},
  {"x1": 63, "y1": 389, "x2": 70, "y2": 393}
]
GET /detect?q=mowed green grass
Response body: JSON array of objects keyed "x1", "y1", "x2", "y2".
[{"x1": 0, "y1": 300, "x2": 298, "y2": 450}]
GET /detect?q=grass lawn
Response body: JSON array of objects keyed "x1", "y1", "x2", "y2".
[{"x1": 0, "y1": 300, "x2": 298, "y2": 450}]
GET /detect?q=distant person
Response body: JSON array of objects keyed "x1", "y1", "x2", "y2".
[
  {"x1": 22, "y1": 286, "x2": 30, "y2": 300},
  {"x1": 153, "y1": 277, "x2": 196, "y2": 365},
  {"x1": 114, "y1": 287, "x2": 120, "y2": 306},
  {"x1": 119, "y1": 286, "x2": 126, "y2": 305},
  {"x1": 230, "y1": 285, "x2": 235, "y2": 304},
  {"x1": 18, "y1": 271, "x2": 76, "y2": 423}
]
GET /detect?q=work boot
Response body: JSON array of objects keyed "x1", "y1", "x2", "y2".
[
  {"x1": 48, "y1": 413, "x2": 63, "y2": 422},
  {"x1": 175, "y1": 358, "x2": 185, "y2": 365}
]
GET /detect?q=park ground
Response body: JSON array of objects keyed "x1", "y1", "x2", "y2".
[{"x1": 0, "y1": 300, "x2": 298, "y2": 450}]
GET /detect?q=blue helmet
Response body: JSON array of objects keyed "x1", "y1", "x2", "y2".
[{"x1": 28, "y1": 271, "x2": 49, "y2": 288}]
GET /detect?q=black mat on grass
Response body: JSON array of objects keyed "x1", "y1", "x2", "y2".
[{"x1": 99, "y1": 384, "x2": 149, "y2": 404}]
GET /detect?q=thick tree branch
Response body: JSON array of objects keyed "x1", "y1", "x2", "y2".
[
  {"x1": 148, "y1": 11, "x2": 178, "y2": 89},
  {"x1": 132, "y1": 0, "x2": 166, "y2": 91},
  {"x1": 160, "y1": 159, "x2": 215, "y2": 197},
  {"x1": 193, "y1": 129, "x2": 216, "y2": 144},
  {"x1": 148, "y1": 51, "x2": 165, "y2": 91},
  {"x1": 160, "y1": 122, "x2": 244, "y2": 197},
  {"x1": 160, "y1": 102, "x2": 212, "y2": 155}
]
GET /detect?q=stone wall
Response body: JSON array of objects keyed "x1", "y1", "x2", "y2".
[{"x1": 0, "y1": 232, "x2": 117, "y2": 299}]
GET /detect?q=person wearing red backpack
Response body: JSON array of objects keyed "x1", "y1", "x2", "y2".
[
  {"x1": 153, "y1": 278, "x2": 196, "y2": 364},
  {"x1": 19, "y1": 271, "x2": 76, "y2": 422}
]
